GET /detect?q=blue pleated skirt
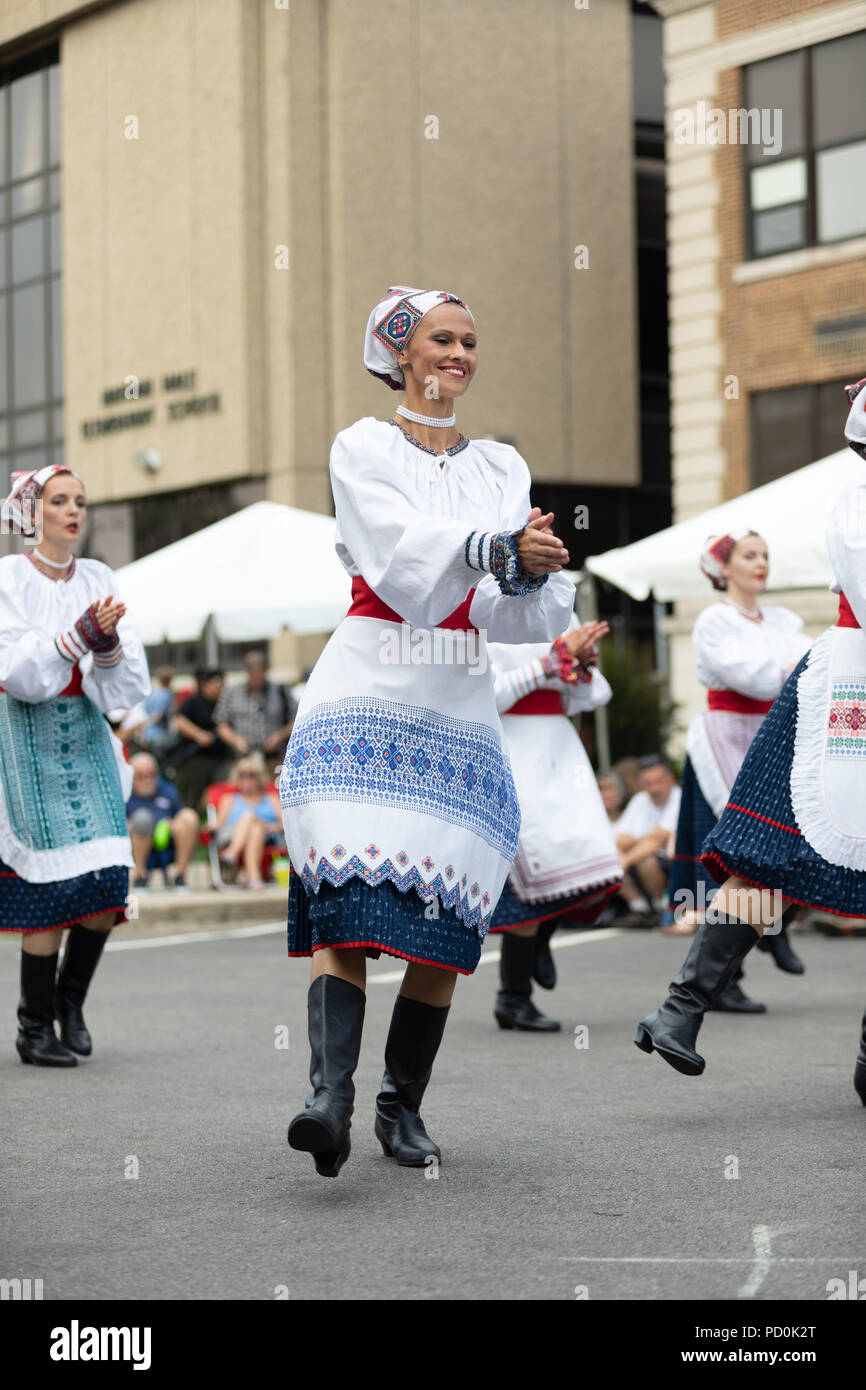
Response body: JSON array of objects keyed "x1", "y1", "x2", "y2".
[
  {"x1": 668, "y1": 755, "x2": 721, "y2": 909},
  {"x1": 0, "y1": 855, "x2": 129, "y2": 932},
  {"x1": 702, "y1": 653, "x2": 866, "y2": 916},
  {"x1": 487, "y1": 876, "x2": 621, "y2": 933},
  {"x1": 287, "y1": 869, "x2": 483, "y2": 974}
]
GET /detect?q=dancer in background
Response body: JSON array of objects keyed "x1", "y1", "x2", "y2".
[
  {"x1": 486, "y1": 615, "x2": 622, "y2": 1031},
  {"x1": 664, "y1": 532, "x2": 812, "y2": 1013},
  {"x1": 635, "y1": 378, "x2": 866, "y2": 1098},
  {"x1": 281, "y1": 286, "x2": 576, "y2": 1177},
  {"x1": 0, "y1": 467, "x2": 149, "y2": 1065}
]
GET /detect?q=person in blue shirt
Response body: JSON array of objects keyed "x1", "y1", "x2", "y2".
[{"x1": 126, "y1": 752, "x2": 200, "y2": 889}]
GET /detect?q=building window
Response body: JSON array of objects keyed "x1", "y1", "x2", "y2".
[
  {"x1": 750, "y1": 379, "x2": 854, "y2": 486},
  {"x1": 0, "y1": 46, "x2": 62, "y2": 495},
  {"x1": 743, "y1": 32, "x2": 866, "y2": 258}
]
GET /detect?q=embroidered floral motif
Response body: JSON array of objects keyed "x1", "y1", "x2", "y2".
[
  {"x1": 445, "y1": 865, "x2": 455, "y2": 878},
  {"x1": 300, "y1": 854, "x2": 496, "y2": 934},
  {"x1": 482, "y1": 891, "x2": 490, "y2": 907},
  {"x1": 396, "y1": 851, "x2": 409, "y2": 866},
  {"x1": 410, "y1": 749, "x2": 432, "y2": 775},
  {"x1": 422, "y1": 856, "x2": 434, "y2": 872},
  {"x1": 471, "y1": 882, "x2": 479, "y2": 896},
  {"x1": 350, "y1": 736, "x2": 375, "y2": 766},
  {"x1": 332, "y1": 844, "x2": 346, "y2": 859},
  {"x1": 365, "y1": 843, "x2": 380, "y2": 858},
  {"x1": 317, "y1": 737, "x2": 342, "y2": 763},
  {"x1": 827, "y1": 684, "x2": 866, "y2": 757},
  {"x1": 308, "y1": 846, "x2": 316, "y2": 862},
  {"x1": 382, "y1": 741, "x2": 404, "y2": 771}
]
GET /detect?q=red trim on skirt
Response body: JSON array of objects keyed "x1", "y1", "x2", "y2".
[
  {"x1": 2, "y1": 904, "x2": 128, "y2": 933},
  {"x1": 701, "y1": 848, "x2": 866, "y2": 920},
  {"x1": 486, "y1": 880, "x2": 622, "y2": 934},
  {"x1": 288, "y1": 940, "x2": 471, "y2": 975},
  {"x1": 726, "y1": 802, "x2": 801, "y2": 835}
]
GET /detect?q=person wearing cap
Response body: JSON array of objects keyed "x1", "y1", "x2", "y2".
[
  {"x1": 0, "y1": 466, "x2": 149, "y2": 1066},
  {"x1": 662, "y1": 530, "x2": 811, "y2": 1011},
  {"x1": 636, "y1": 378, "x2": 866, "y2": 1095},
  {"x1": 281, "y1": 285, "x2": 575, "y2": 1177}
]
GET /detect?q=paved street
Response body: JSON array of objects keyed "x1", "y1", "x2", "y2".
[{"x1": 2, "y1": 921, "x2": 865, "y2": 1302}]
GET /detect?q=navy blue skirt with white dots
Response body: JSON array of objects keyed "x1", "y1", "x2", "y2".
[
  {"x1": 487, "y1": 875, "x2": 621, "y2": 933},
  {"x1": 702, "y1": 652, "x2": 866, "y2": 917},
  {"x1": 0, "y1": 855, "x2": 129, "y2": 933},
  {"x1": 287, "y1": 870, "x2": 483, "y2": 974},
  {"x1": 668, "y1": 755, "x2": 720, "y2": 908}
]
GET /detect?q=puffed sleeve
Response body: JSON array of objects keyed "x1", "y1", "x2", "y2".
[
  {"x1": 693, "y1": 605, "x2": 792, "y2": 701},
  {"x1": 826, "y1": 478, "x2": 866, "y2": 631},
  {"x1": 0, "y1": 561, "x2": 80, "y2": 702},
  {"x1": 491, "y1": 655, "x2": 548, "y2": 713},
  {"x1": 80, "y1": 568, "x2": 151, "y2": 714},
  {"x1": 330, "y1": 423, "x2": 574, "y2": 640}
]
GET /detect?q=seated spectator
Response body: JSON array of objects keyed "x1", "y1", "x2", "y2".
[
  {"x1": 612, "y1": 756, "x2": 641, "y2": 800},
  {"x1": 598, "y1": 770, "x2": 629, "y2": 824},
  {"x1": 126, "y1": 752, "x2": 200, "y2": 890},
  {"x1": 165, "y1": 669, "x2": 232, "y2": 815},
  {"x1": 214, "y1": 652, "x2": 297, "y2": 777},
  {"x1": 614, "y1": 754, "x2": 681, "y2": 926},
  {"x1": 139, "y1": 666, "x2": 177, "y2": 756},
  {"x1": 213, "y1": 755, "x2": 284, "y2": 891}
]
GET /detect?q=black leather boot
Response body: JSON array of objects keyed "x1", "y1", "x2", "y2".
[
  {"x1": 16, "y1": 952, "x2": 77, "y2": 1067},
  {"x1": 854, "y1": 1009, "x2": 866, "y2": 1107},
  {"x1": 711, "y1": 965, "x2": 767, "y2": 1013},
  {"x1": 375, "y1": 995, "x2": 449, "y2": 1167},
  {"x1": 494, "y1": 931, "x2": 560, "y2": 1032},
  {"x1": 287, "y1": 975, "x2": 365, "y2": 1178},
  {"x1": 532, "y1": 919, "x2": 558, "y2": 990},
  {"x1": 756, "y1": 921, "x2": 805, "y2": 974},
  {"x1": 634, "y1": 913, "x2": 760, "y2": 1075},
  {"x1": 56, "y1": 924, "x2": 110, "y2": 1056}
]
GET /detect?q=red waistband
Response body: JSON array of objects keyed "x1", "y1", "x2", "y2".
[
  {"x1": 506, "y1": 689, "x2": 564, "y2": 716},
  {"x1": 837, "y1": 591, "x2": 860, "y2": 629},
  {"x1": 707, "y1": 688, "x2": 773, "y2": 715},
  {"x1": 0, "y1": 665, "x2": 84, "y2": 697},
  {"x1": 347, "y1": 575, "x2": 477, "y2": 632}
]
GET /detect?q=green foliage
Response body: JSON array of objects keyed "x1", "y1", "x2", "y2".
[{"x1": 595, "y1": 641, "x2": 678, "y2": 768}]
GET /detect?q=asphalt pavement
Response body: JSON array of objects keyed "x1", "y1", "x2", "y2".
[{"x1": 2, "y1": 921, "x2": 864, "y2": 1301}]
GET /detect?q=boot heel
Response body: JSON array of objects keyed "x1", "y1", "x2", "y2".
[
  {"x1": 378, "y1": 1136, "x2": 394, "y2": 1157},
  {"x1": 494, "y1": 1013, "x2": 514, "y2": 1031},
  {"x1": 634, "y1": 1023, "x2": 654, "y2": 1054},
  {"x1": 16, "y1": 1041, "x2": 32, "y2": 1064}
]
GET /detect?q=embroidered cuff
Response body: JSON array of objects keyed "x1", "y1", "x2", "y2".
[
  {"x1": 55, "y1": 628, "x2": 88, "y2": 663},
  {"x1": 92, "y1": 644, "x2": 123, "y2": 669},
  {"x1": 74, "y1": 603, "x2": 121, "y2": 654},
  {"x1": 464, "y1": 529, "x2": 549, "y2": 596}
]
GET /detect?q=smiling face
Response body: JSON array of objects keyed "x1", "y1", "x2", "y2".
[
  {"x1": 724, "y1": 535, "x2": 769, "y2": 596},
  {"x1": 397, "y1": 303, "x2": 477, "y2": 401},
  {"x1": 38, "y1": 473, "x2": 86, "y2": 548}
]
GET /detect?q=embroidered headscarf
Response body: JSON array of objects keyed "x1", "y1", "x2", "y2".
[
  {"x1": 700, "y1": 529, "x2": 761, "y2": 591},
  {"x1": 364, "y1": 284, "x2": 474, "y2": 390},
  {"x1": 844, "y1": 377, "x2": 866, "y2": 463},
  {"x1": 1, "y1": 465, "x2": 84, "y2": 539}
]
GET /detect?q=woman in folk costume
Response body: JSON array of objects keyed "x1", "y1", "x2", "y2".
[
  {"x1": 485, "y1": 614, "x2": 623, "y2": 1032},
  {"x1": 0, "y1": 466, "x2": 149, "y2": 1066},
  {"x1": 281, "y1": 286, "x2": 575, "y2": 1177},
  {"x1": 664, "y1": 531, "x2": 812, "y2": 1014},
  {"x1": 636, "y1": 378, "x2": 866, "y2": 1098}
]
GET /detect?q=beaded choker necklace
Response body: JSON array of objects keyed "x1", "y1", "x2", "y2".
[
  {"x1": 396, "y1": 403, "x2": 456, "y2": 428},
  {"x1": 388, "y1": 418, "x2": 470, "y2": 457},
  {"x1": 722, "y1": 597, "x2": 763, "y2": 624},
  {"x1": 27, "y1": 549, "x2": 77, "y2": 582}
]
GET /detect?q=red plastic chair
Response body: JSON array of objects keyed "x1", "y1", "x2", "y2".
[{"x1": 201, "y1": 780, "x2": 287, "y2": 890}]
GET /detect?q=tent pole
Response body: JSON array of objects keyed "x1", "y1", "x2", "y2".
[
  {"x1": 204, "y1": 615, "x2": 218, "y2": 667},
  {"x1": 580, "y1": 571, "x2": 612, "y2": 774}
]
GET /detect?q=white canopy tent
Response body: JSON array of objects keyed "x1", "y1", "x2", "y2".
[
  {"x1": 114, "y1": 500, "x2": 352, "y2": 648},
  {"x1": 584, "y1": 447, "x2": 861, "y2": 601}
]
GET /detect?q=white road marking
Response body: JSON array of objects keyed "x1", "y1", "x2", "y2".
[
  {"x1": 105, "y1": 922, "x2": 628, "y2": 974},
  {"x1": 738, "y1": 1225, "x2": 774, "y2": 1299}
]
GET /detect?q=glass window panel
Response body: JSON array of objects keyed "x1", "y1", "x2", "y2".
[
  {"x1": 0, "y1": 87, "x2": 6, "y2": 186},
  {"x1": 50, "y1": 442, "x2": 63, "y2": 469},
  {"x1": 11, "y1": 71, "x2": 44, "y2": 183},
  {"x1": 751, "y1": 386, "x2": 813, "y2": 485},
  {"x1": 14, "y1": 446, "x2": 47, "y2": 473},
  {"x1": 0, "y1": 422, "x2": 8, "y2": 449},
  {"x1": 12, "y1": 282, "x2": 47, "y2": 407},
  {"x1": 816, "y1": 141, "x2": 866, "y2": 243},
  {"x1": 753, "y1": 204, "x2": 806, "y2": 256},
  {"x1": 48, "y1": 64, "x2": 60, "y2": 167},
  {"x1": 0, "y1": 229, "x2": 5, "y2": 289},
  {"x1": 633, "y1": 13, "x2": 665, "y2": 126},
  {"x1": 0, "y1": 298, "x2": 7, "y2": 412},
  {"x1": 813, "y1": 33, "x2": 866, "y2": 148},
  {"x1": 818, "y1": 379, "x2": 854, "y2": 458},
  {"x1": 13, "y1": 409, "x2": 48, "y2": 446},
  {"x1": 744, "y1": 51, "x2": 805, "y2": 161},
  {"x1": 52, "y1": 404, "x2": 63, "y2": 439},
  {"x1": 11, "y1": 215, "x2": 45, "y2": 284},
  {"x1": 49, "y1": 210, "x2": 60, "y2": 272},
  {"x1": 750, "y1": 157, "x2": 807, "y2": 211},
  {"x1": 48, "y1": 170, "x2": 60, "y2": 205},
  {"x1": 11, "y1": 176, "x2": 44, "y2": 217},
  {"x1": 50, "y1": 275, "x2": 62, "y2": 399}
]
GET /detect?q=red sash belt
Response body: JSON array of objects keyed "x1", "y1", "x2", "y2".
[
  {"x1": 707, "y1": 688, "x2": 773, "y2": 715},
  {"x1": 347, "y1": 575, "x2": 478, "y2": 632},
  {"x1": 837, "y1": 591, "x2": 860, "y2": 629},
  {"x1": 506, "y1": 689, "x2": 564, "y2": 716},
  {"x1": 0, "y1": 664, "x2": 84, "y2": 697}
]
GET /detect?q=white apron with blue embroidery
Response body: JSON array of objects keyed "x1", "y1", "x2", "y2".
[
  {"x1": 0, "y1": 555, "x2": 149, "y2": 882},
  {"x1": 280, "y1": 417, "x2": 575, "y2": 937}
]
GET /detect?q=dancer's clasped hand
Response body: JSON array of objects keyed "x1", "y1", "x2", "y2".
[{"x1": 517, "y1": 508, "x2": 570, "y2": 574}]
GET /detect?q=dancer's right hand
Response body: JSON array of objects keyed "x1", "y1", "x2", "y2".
[{"x1": 517, "y1": 509, "x2": 570, "y2": 575}]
